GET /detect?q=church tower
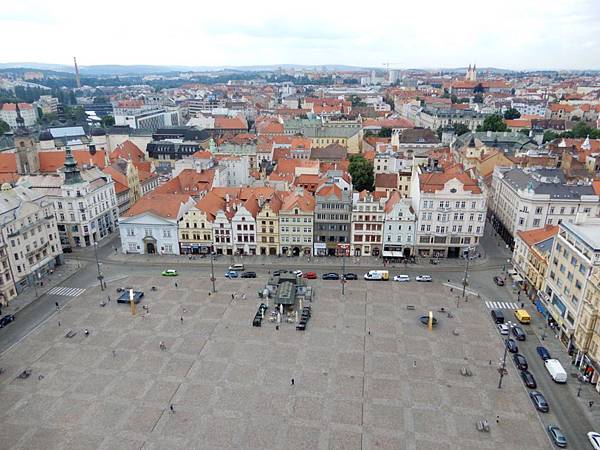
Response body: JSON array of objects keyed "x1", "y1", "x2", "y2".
[
  {"x1": 14, "y1": 103, "x2": 39, "y2": 175},
  {"x1": 465, "y1": 63, "x2": 477, "y2": 82}
]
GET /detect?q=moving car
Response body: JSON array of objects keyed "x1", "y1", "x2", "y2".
[
  {"x1": 513, "y1": 353, "x2": 528, "y2": 371},
  {"x1": 228, "y1": 263, "x2": 245, "y2": 271},
  {"x1": 512, "y1": 325, "x2": 526, "y2": 341},
  {"x1": 0, "y1": 314, "x2": 15, "y2": 328},
  {"x1": 506, "y1": 338, "x2": 518, "y2": 353},
  {"x1": 536, "y1": 346, "x2": 551, "y2": 361},
  {"x1": 547, "y1": 425, "x2": 567, "y2": 448},
  {"x1": 415, "y1": 275, "x2": 432, "y2": 282},
  {"x1": 520, "y1": 370, "x2": 537, "y2": 389},
  {"x1": 161, "y1": 269, "x2": 178, "y2": 277},
  {"x1": 588, "y1": 431, "x2": 600, "y2": 450},
  {"x1": 225, "y1": 271, "x2": 239, "y2": 278},
  {"x1": 293, "y1": 270, "x2": 303, "y2": 277},
  {"x1": 364, "y1": 270, "x2": 389, "y2": 281},
  {"x1": 493, "y1": 276, "x2": 505, "y2": 286},
  {"x1": 302, "y1": 272, "x2": 317, "y2": 279},
  {"x1": 393, "y1": 275, "x2": 410, "y2": 282},
  {"x1": 241, "y1": 271, "x2": 257, "y2": 278},
  {"x1": 322, "y1": 273, "x2": 340, "y2": 280},
  {"x1": 343, "y1": 273, "x2": 358, "y2": 280},
  {"x1": 529, "y1": 390, "x2": 549, "y2": 412},
  {"x1": 497, "y1": 324, "x2": 509, "y2": 335},
  {"x1": 545, "y1": 359, "x2": 568, "y2": 383},
  {"x1": 514, "y1": 309, "x2": 531, "y2": 324},
  {"x1": 491, "y1": 309, "x2": 505, "y2": 324}
]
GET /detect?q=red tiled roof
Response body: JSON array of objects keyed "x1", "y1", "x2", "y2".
[
  {"x1": 38, "y1": 149, "x2": 108, "y2": 173},
  {"x1": 517, "y1": 225, "x2": 559, "y2": 246},
  {"x1": 154, "y1": 169, "x2": 215, "y2": 196},
  {"x1": 1, "y1": 102, "x2": 33, "y2": 111},
  {"x1": 0, "y1": 154, "x2": 17, "y2": 173},
  {"x1": 111, "y1": 140, "x2": 144, "y2": 162},
  {"x1": 375, "y1": 173, "x2": 398, "y2": 189},
  {"x1": 214, "y1": 116, "x2": 247, "y2": 130},
  {"x1": 419, "y1": 171, "x2": 481, "y2": 194}
]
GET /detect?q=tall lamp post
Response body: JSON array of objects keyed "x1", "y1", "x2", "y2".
[
  {"x1": 210, "y1": 255, "x2": 216, "y2": 293},
  {"x1": 498, "y1": 339, "x2": 509, "y2": 388},
  {"x1": 341, "y1": 248, "x2": 346, "y2": 296},
  {"x1": 93, "y1": 242, "x2": 104, "y2": 291},
  {"x1": 459, "y1": 248, "x2": 471, "y2": 308}
]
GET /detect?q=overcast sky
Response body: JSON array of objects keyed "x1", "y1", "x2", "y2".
[{"x1": 2, "y1": 0, "x2": 599, "y2": 70}]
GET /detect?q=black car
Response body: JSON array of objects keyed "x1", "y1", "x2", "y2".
[
  {"x1": 512, "y1": 325, "x2": 526, "y2": 341},
  {"x1": 0, "y1": 314, "x2": 15, "y2": 328},
  {"x1": 520, "y1": 370, "x2": 537, "y2": 389},
  {"x1": 241, "y1": 271, "x2": 257, "y2": 278},
  {"x1": 322, "y1": 273, "x2": 340, "y2": 280},
  {"x1": 506, "y1": 338, "x2": 518, "y2": 353},
  {"x1": 529, "y1": 390, "x2": 549, "y2": 412},
  {"x1": 343, "y1": 273, "x2": 358, "y2": 280},
  {"x1": 513, "y1": 353, "x2": 528, "y2": 371}
]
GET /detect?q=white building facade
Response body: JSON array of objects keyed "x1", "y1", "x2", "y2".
[{"x1": 382, "y1": 192, "x2": 416, "y2": 259}]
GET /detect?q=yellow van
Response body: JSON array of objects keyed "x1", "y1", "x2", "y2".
[{"x1": 514, "y1": 309, "x2": 531, "y2": 324}]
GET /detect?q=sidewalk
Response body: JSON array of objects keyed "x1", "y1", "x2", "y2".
[{"x1": 2, "y1": 259, "x2": 86, "y2": 315}]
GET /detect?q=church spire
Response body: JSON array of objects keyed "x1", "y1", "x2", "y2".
[
  {"x1": 63, "y1": 147, "x2": 83, "y2": 184},
  {"x1": 14, "y1": 103, "x2": 28, "y2": 136}
]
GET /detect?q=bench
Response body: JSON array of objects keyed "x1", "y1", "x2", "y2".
[
  {"x1": 476, "y1": 420, "x2": 490, "y2": 432},
  {"x1": 65, "y1": 330, "x2": 77, "y2": 338},
  {"x1": 406, "y1": 305, "x2": 415, "y2": 310}
]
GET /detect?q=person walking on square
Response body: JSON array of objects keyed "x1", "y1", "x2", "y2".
[
  {"x1": 170, "y1": 404, "x2": 175, "y2": 413},
  {"x1": 175, "y1": 282, "x2": 178, "y2": 288},
  {"x1": 55, "y1": 301, "x2": 59, "y2": 311},
  {"x1": 291, "y1": 378, "x2": 295, "y2": 386},
  {"x1": 590, "y1": 401, "x2": 594, "y2": 409}
]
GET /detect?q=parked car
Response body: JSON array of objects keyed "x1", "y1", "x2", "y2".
[
  {"x1": 322, "y1": 273, "x2": 340, "y2": 280},
  {"x1": 241, "y1": 271, "x2": 256, "y2": 278},
  {"x1": 513, "y1": 353, "x2": 528, "y2": 371},
  {"x1": 506, "y1": 338, "x2": 518, "y2": 353},
  {"x1": 303, "y1": 271, "x2": 317, "y2": 279},
  {"x1": 393, "y1": 275, "x2": 410, "y2": 282},
  {"x1": 536, "y1": 346, "x2": 551, "y2": 361},
  {"x1": 225, "y1": 271, "x2": 239, "y2": 278},
  {"x1": 0, "y1": 314, "x2": 15, "y2": 328},
  {"x1": 493, "y1": 276, "x2": 505, "y2": 286},
  {"x1": 547, "y1": 425, "x2": 567, "y2": 448},
  {"x1": 343, "y1": 273, "x2": 358, "y2": 280},
  {"x1": 512, "y1": 325, "x2": 526, "y2": 341},
  {"x1": 161, "y1": 269, "x2": 178, "y2": 277},
  {"x1": 497, "y1": 324, "x2": 509, "y2": 335},
  {"x1": 588, "y1": 431, "x2": 600, "y2": 450},
  {"x1": 520, "y1": 370, "x2": 537, "y2": 389},
  {"x1": 293, "y1": 270, "x2": 303, "y2": 277},
  {"x1": 491, "y1": 309, "x2": 505, "y2": 324},
  {"x1": 529, "y1": 390, "x2": 549, "y2": 412},
  {"x1": 415, "y1": 275, "x2": 432, "y2": 282},
  {"x1": 228, "y1": 263, "x2": 245, "y2": 271}
]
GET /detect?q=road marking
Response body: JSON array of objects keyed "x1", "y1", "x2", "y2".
[
  {"x1": 47, "y1": 286, "x2": 86, "y2": 297},
  {"x1": 484, "y1": 301, "x2": 519, "y2": 310}
]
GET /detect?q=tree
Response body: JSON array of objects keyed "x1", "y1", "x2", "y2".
[
  {"x1": 452, "y1": 123, "x2": 471, "y2": 136},
  {"x1": 378, "y1": 128, "x2": 392, "y2": 138},
  {"x1": 473, "y1": 83, "x2": 484, "y2": 94},
  {"x1": 503, "y1": 108, "x2": 521, "y2": 120},
  {"x1": 0, "y1": 120, "x2": 9, "y2": 134},
  {"x1": 543, "y1": 131, "x2": 559, "y2": 143},
  {"x1": 348, "y1": 155, "x2": 374, "y2": 192},
  {"x1": 472, "y1": 94, "x2": 483, "y2": 104},
  {"x1": 350, "y1": 95, "x2": 367, "y2": 107},
  {"x1": 479, "y1": 114, "x2": 507, "y2": 132},
  {"x1": 101, "y1": 115, "x2": 115, "y2": 128}
]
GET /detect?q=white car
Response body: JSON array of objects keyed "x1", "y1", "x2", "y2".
[
  {"x1": 589, "y1": 432, "x2": 600, "y2": 450},
  {"x1": 393, "y1": 275, "x2": 410, "y2": 282},
  {"x1": 498, "y1": 324, "x2": 509, "y2": 335},
  {"x1": 293, "y1": 270, "x2": 303, "y2": 277},
  {"x1": 415, "y1": 275, "x2": 432, "y2": 282}
]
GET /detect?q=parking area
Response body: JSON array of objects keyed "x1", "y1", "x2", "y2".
[{"x1": 0, "y1": 272, "x2": 550, "y2": 449}]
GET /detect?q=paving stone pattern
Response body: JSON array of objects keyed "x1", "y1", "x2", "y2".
[{"x1": 0, "y1": 274, "x2": 550, "y2": 449}]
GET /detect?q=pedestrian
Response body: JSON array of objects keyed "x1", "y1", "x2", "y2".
[
  {"x1": 231, "y1": 293, "x2": 235, "y2": 300},
  {"x1": 590, "y1": 401, "x2": 594, "y2": 409},
  {"x1": 180, "y1": 316, "x2": 184, "y2": 323},
  {"x1": 112, "y1": 350, "x2": 116, "y2": 357},
  {"x1": 496, "y1": 415, "x2": 499, "y2": 423},
  {"x1": 55, "y1": 301, "x2": 59, "y2": 311},
  {"x1": 242, "y1": 293, "x2": 246, "y2": 301},
  {"x1": 84, "y1": 329, "x2": 89, "y2": 336},
  {"x1": 170, "y1": 404, "x2": 175, "y2": 413},
  {"x1": 413, "y1": 360, "x2": 416, "y2": 368},
  {"x1": 368, "y1": 331, "x2": 371, "y2": 336},
  {"x1": 521, "y1": 302, "x2": 524, "y2": 308},
  {"x1": 107, "y1": 295, "x2": 111, "y2": 303},
  {"x1": 489, "y1": 360, "x2": 492, "y2": 365},
  {"x1": 291, "y1": 378, "x2": 295, "y2": 385},
  {"x1": 175, "y1": 282, "x2": 178, "y2": 288},
  {"x1": 58, "y1": 321, "x2": 61, "y2": 327}
]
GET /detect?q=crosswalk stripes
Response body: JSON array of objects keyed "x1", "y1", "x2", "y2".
[
  {"x1": 47, "y1": 286, "x2": 86, "y2": 297},
  {"x1": 484, "y1": 300, "x2": 519, "y2": 310}
]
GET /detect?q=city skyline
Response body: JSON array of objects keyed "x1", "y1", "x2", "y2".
[{"x1": 2, "y1": 0, "x2": 599, "y2": 71}]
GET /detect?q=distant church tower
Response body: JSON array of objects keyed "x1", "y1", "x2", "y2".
[
  {"x1": 14, "y1": 103, "x2": 39, "y2": 175},
  {"x1": 465, "y1": 63, "x2": 477, "y2": 82}
]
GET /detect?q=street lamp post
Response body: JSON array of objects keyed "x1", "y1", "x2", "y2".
[
  {"x1": 459, "y1": 248, "x2": 471, "y2": 307},
  {"x1": 341, "y1": 250, "x2": 346, "y2": 296},
  {"x1": 210, "y1": 255, "x2": 216, "y2": 293},
  {"x1": 498, "y1": 339, "x2": 509, "y2": 388},
  {"x1": 93, "y1": 242, "x2": 104, "y2": 291}
]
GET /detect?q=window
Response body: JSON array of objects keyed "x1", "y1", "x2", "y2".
[
  {"x1": 164, "y1": 244, "x2": 173, "y2": 253},
  {"x1": 128, "y1": 243, "x2": 137, "y2": 252},
  {"x1": 533, "y1": 219, "x2": 540, "y2": 227},
  {"x1": 163, "y1": 229, "x2": 171, "y2": 238},
  {"x1": 127, "y1": 228, "x2": 135, "y2": 237},
  {"x1": 535, "y1": 207, "x2": 543, "y2": 214}
]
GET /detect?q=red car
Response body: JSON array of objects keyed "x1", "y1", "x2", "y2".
[{"x1": 303, "y1": 271, "x2": 317, "y2": 279}]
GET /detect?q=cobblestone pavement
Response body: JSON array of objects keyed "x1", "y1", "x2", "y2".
[{"x1": 0, "y1": 271, "x2": 550, "y2": 449}]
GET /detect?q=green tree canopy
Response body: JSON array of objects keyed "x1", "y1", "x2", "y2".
[
  {"x1": 348, "y1": 155, "x2": 374, "y2": 192},
  {"x1": 101, "y1": 115, "x2": 115, "y2": 128},
  {"x1": 378, "y1": 128, "x2": 392, "y2": 138},
  {"x1": 452, "y1": 123, "x2": 471, "y2": 136},
  {"x1": 478, "y1": 114, "x2": 508, "y2": 132},
  {"x1": 503, "y1": 108, "x2": 521, "y2": 120},
  {"x1": 0, "y1": 120, "x2": 9, "y2": 134},
  {"x1": 472, "y1": 94, "x2": 483, "y2": 104}
]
